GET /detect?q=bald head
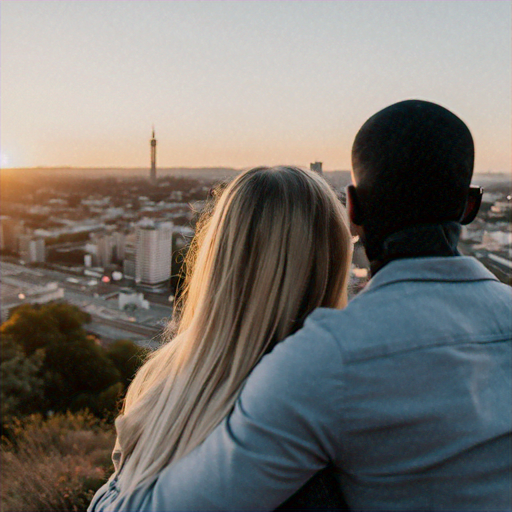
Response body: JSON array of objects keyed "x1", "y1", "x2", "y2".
[{"x1": 351, "y1": 100, "x2": 474, "y2": 255}]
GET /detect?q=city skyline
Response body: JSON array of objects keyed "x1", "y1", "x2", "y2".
[{"x1": 1, "y1": 1, "x2": 511, "y2": 173}]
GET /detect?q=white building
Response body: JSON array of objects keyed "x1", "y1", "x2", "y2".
[
  {"x1": 118, "y1": 291, "x2": 150, "y2": 310},
  {"x1": 87, "y1": 231, "x2": 126, "y2": 267},
  {"x1": 84, "y1": 254, "x2": 93, "y2": 268},
  {"x1": 19, "y1": 236, "x2": 46, "y2": 263},
  {"x1": 92, "y1": 233, "x2": 115, "y2": 267},
  {"x1": 135, "y1": 221, "x2": 173, "y2": 288}
]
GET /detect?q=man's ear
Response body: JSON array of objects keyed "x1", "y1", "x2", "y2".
[
  {"x1": 460, "y1": 186, "x2": 483, "y2": 225},
  {"x1": 347, "y1": 185, "x2": 365, "y2": 226}
]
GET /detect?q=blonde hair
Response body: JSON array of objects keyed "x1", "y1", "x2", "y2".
[{"x1": 113, "y1": 166, "x2": 352, "y2": 499}]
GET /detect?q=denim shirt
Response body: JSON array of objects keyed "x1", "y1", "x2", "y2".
[{"x1": 89, "y1": 256, "x2": 512, "y2": 512}]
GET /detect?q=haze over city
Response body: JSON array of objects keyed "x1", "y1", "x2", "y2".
[{"x1": 1, "y1": 0, "x2": 511, "y2": 173}]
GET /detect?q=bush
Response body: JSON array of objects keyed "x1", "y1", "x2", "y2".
[
  {"x1": 106, "y1": 339, "x2": 150, "y2": 389},
  {"x1": 0, "y1": 411, "x2": 115, "y2": 512},
  {"x1": 0, "y1": 348, "x2": 46, "y2": 420},
  {"x1": 1, "y1": 302, "x2": 122, "y2": 417}
]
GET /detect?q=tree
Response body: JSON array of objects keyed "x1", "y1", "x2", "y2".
[
  {"x1": 106, "y1": 339, "x2": 149, "y2": 388},
  {"x1": 1, "y1": 304, "x2": 59, "y2": 355},
  {"x1": 0, "y1": 339, "x2": 46, "y2": 420},
  {"x1": 71, "y1": 382, "x2": 124, "y2": 420},
  {"x1": 43, "y1": 335, "x2": 121, "y2": 413},
  {"x1": 2, "y1": 302, "x2": 91, "y2": 356},
  {"x1": 1, "y1": 302, "x2": 121, "y2": 419}
]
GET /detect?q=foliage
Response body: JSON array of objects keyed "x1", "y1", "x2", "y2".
[
  {"x1": 1, "y1": 302, "x2": 151, "y2": 424},
  {"x1": 2, "y1": 302, "x2": 91, "y2": 356},
  {"x1": 42, "y1": 334, "x2": 121, "y2": 411},
  {"x1": 106, "y1": 339, "x2": 150, "y2": 388},
  {"x1": 2, "y1": 304, "x2": 61, "y2": 355},
  {"x1": 0, "y1": 411, "x2": 115, "y2": 512},
  {"x1": 0, "y1": 303, "x2": 151, "y2": 510},
  {"x1": 0, "y1": 330, "x2": 22, "y2": 361},
  {"x1": 1, "y1": 348, "x2": 47, "y2": 420}
]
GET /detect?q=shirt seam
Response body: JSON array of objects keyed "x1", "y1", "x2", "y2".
[
  {"x1": 314, "y1": 325, "x2": 348, "y2": 464},
  {"x1": 362, "y1": 276, "x2": 500, "y2": 296},
  {"x1": 338, "y1": 334, "x2": 511, "y2": 365}
]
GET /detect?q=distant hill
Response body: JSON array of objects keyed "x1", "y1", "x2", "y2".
[
  {"x1": 472, "y1": 172, "x2": 511, "y2": 188},
  {"x1": 0, "y1": 166, "x2": 352, "y2": 183},
  {"x1": 0, "y1": 167, "x2": 241, "y2": 181},
  {"x1": 324, "y1": 170, "x2": 352, "y2": 188},
  {"x1": 1, "y1": 167, "x2": 507, "y2": 188}
]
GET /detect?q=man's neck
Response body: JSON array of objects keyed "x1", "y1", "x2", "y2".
[{"x1": 368, "y1": 221, "x2": 461, "y2": 276}]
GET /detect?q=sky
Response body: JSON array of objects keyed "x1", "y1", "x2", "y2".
[{"x1": 1, "y1": 0, "x2": 510, "y2": 172}]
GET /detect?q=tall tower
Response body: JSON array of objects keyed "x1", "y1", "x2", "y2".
[{"x1": 150, "y1": 126, "x2": 157, "y2": 183}]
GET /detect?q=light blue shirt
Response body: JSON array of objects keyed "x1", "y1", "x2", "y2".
[{"x1": 90, "y1": 256, "x2": 512, "y2": 511}]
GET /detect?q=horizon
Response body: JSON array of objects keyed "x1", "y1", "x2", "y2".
[
  {"x1": 1, "y1": 2, "x2": 511, "y2": 172},
  {"x1": 0, "y1": 166, "x2": 509, "y2": 176}
]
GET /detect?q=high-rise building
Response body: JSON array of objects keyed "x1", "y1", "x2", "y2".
[
  {"x1": 113, "y1": 231, "x2": 126, "y2": 261},
  {"x1": 90, "y1": 233, "x2": 115, "y2": 267},
  {"x1": 87, "y1": 231, "x2": 126, "y2": 267},
  {"x1": 310, "y1": 161, "x2": 323, "y2": 175},
  {"x1": 123, "y1": 234, "x2": 136, "y2": 279},
  {"x1": 1, "y1": 217, "x2": 25, "y2": 252},
  {"x1": 135, "y1": 221, "x2": 173, "y2": 289},
  {"x1": 150, "y1": 127, "x2": 157, "y2": 183},
  {"x1": 19, "y1": 236, "x2": 46, "y2": 263}
]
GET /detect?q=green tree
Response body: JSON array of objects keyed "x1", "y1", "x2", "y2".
[
  {"x1": 71, "y1": 382, "x2": 124, "y2": 420},
  {"x1": 43, "y1": 335, "x2": 121, "y2": 413},
  {"x1": 0, "y1": 338, "x2": 46, "y2": 420},
  {"x1": 106, "y1": 339, "x2": 149, "y2": 388},
  {"x1": 1, "y1": 304, "x2": 59, "y2": 355},
  {"x1": 1, "y1": 302, "x2": 121, "y2": 419},
  {"x1": 2, "y1": 302, "x2": 91, "y2": 356}
]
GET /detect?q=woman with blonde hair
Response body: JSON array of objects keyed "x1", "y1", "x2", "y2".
[{"x1": 89, "y1": 165, "x2": 353, "y2": 511}]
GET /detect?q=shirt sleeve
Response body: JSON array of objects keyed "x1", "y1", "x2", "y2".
[{"x1": 131, "y1": 315, "x2": 345, "y2": 512}]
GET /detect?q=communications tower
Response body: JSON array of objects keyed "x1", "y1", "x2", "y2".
[{"x1": 150, "y1": 127, "x2": 157, "y2": 183}]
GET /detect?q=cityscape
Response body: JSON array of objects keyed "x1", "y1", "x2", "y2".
[
  {"x1": 1, "y1": 130, "x2": 510, "y2": 351},
  {"x1": 0, "y1": 131, "x2": 357, "y2": 349},
  {"x1": 1, "y1": 2, "x2": 510, "y2": 510}
]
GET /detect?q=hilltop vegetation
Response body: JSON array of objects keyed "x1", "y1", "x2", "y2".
[
  {"x1": 0, "y1": 301, "x2": 149, "y2": 512},
  {"x1": 1, "y1": 412, "x2": 115, "y2": 512},
  {"x1": 1, "y1": 302, "x2": 149, "y2": 425}
]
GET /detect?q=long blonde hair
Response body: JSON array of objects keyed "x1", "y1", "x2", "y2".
[{"x1": 114, "y1": 166, "x2": 352, "y2": 498}]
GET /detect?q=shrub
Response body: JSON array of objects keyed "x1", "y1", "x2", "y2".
[
  {"x1": 0, "y1": 411, "x2": 115, "y2": 512},
  {"x1": 106, "y1": 339, "x2": 150, "y2": 389},
  {"x1": 1, "y1": 302, "x2": 122, "y2": 417},
  {"x1": 1, "y1": 348, "x2": 46, "y2": 421}
]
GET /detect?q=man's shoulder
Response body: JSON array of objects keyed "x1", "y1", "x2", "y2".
[{"x1": 300, "y1": 256, "x2": 511, "y2": 364}]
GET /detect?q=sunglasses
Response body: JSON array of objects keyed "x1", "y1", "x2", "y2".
[{"x1": 460, "y1": 186, "x2": 483, "y2": 225}]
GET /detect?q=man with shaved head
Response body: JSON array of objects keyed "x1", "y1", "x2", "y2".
[
  {"x1": 348, "y1": 100, "x2": 478, "y2": 272},
  {"x1": 90, "y1": 101, "x2": 511, "y2": 512}
]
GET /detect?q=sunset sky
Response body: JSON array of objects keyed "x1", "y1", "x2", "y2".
[{"x1": 1, "y1": 1, "x2": 510, "y2": 172}]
